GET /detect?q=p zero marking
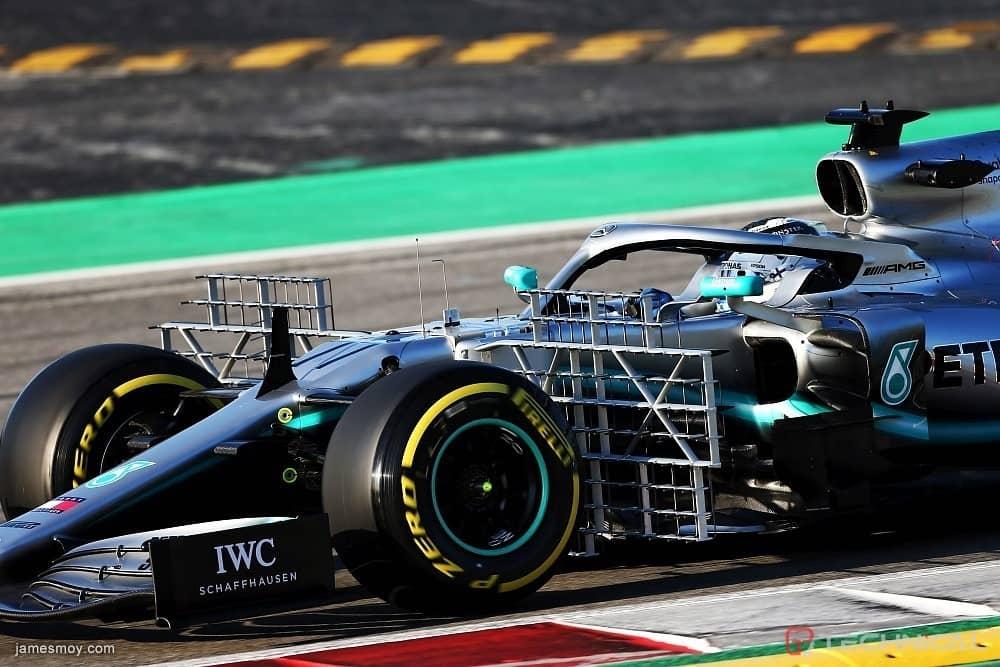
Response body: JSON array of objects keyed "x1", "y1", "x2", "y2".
[
  {"x1": 74, "y1": 374, "x2": 207, "y2": 485},
  {"x1": 398, "y1": 383, "x2": 511, "y2": 580}
]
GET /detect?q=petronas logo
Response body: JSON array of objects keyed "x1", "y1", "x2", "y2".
[{"x1": 881, "y1": 340, "x2": 918, "y2": 406}]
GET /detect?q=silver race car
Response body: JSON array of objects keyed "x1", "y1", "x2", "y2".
[{"x1": 0, "y1": 101, "x2": 997, "y2": 623}]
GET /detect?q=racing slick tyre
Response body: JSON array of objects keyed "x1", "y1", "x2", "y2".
[
  {"x1": 0, "y1": 344, "x2": 220, "y2": 520},
  {"x1": 324, "y1": 360, "x2": 579, "y2": 612}
]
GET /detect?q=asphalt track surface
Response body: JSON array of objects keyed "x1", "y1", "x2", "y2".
[
  {"x1": 1, "y1": 0, "x2": 999, "y2": 202},
  {"x1": 2, "y1": 1, "x2": 1000, "y2": 664},
  {"x1": 7, "y1": 54, "x2": 1000, "y2": 205},
  {"x1": 3, "y1": 1, "x2": 996, "y2": 51},
  {"x1": 4, "y1": 203, "x2": 1000, "y2": 666}
]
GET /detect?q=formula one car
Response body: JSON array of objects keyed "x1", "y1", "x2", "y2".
[{"x1": 0, "y1": 101, "x2": 997, "y2": 623}]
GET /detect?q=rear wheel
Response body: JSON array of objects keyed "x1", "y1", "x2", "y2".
[
  {"x1": 0, "y1": 344, "x2": 219, "y2": 519},
  {"x1": 324, "y1": 361, "x2": 579, "y2": 612}
]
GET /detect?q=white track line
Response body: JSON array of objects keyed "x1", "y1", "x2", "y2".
[
  {"x1": 144, "y1": 557, "x2": 1000, "y2": 667},
  {"x1": 548, "y1": 557, "x2": 1000, "y2": 619},
  {"x1": 553, "y1": 620, "x2": 717, "y2": 653},
  {"x1": 0, "y1": 195, "x2": 821, "y2": 290},
  {"x1": 824, "y1": 586, "x2": 998, "y2": 618}
]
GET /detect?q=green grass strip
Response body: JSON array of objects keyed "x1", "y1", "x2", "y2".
[
  {"x1": 611, "y1": 615, "x2": 1000, "y2": 666},
  {"x1": 0, "y1": 104, "x2": 996, "y2": 277}
]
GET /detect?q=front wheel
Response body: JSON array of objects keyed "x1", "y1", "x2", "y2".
[
  {"x1": 323, "y1": 361, "x2": 579, "y2": 612},
  {"x1": 0, "y1": 344, "x2": 220, "y2": 519}
]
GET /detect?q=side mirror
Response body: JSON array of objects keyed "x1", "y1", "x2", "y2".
[
  {"x1": 503, "y1": 265, "x2": 538, "y2": 292},
  {"x1": 699, "y1": 275, "x2": 764, "y2": 299}
]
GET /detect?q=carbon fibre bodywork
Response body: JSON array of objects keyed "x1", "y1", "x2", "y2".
[{"x1": 0, "y1": 103, "x2": 998, "y2": 618}]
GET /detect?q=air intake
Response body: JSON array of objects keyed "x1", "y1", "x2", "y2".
[{"x1": 817, "y1": 159, "x2": 867, "y2": 217}]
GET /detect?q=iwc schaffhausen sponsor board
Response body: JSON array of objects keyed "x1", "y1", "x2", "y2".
[{"x1": 149, "y1": 515, "x2": 334, "y2": 625}]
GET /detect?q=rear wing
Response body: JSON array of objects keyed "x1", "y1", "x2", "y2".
[
  {"x1": 825, "y1": 100, "x2": 928, "y2": 150},
  {"x1": 155, "y1": 274, "x2": 364, "y2": 384}
]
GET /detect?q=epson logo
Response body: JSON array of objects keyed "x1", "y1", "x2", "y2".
[
  {"x1": 862, "y1": 261, "x2": 926, "y2": 277},
  {"x1": 213, "y1": 538, "x2": 277, "y2": 574}
]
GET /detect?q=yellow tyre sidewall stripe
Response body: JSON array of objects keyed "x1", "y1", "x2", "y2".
[
  {"x1": 497, "y1": 387, "x2": 579, "y2": 592},
  {"x1": 74, "y1": 373, "x2": 214, "y2": 485},
  {"x1": 402, "y1": 382, "x2": 509, "y2": 468},
  {"x1": 112, "y1": 373, "x2": 205, "y2": 399},
  {"x1": 400, "y1": 381, "x2": 578, "y2": 593},
  {"x1": 497, "y1": 472, "x2": 577, "y2": 593}
]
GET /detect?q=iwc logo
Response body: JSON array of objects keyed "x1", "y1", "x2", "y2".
[{"x1": 881, "y1": 340, "x2": 918, "y2": 406}]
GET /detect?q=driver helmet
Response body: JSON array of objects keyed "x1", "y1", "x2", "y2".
[{"x1": 719, "y1": 218, "x2": 825, "y2": 300}]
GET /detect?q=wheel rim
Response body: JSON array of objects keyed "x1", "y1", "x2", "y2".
[
  {"x1": 85, "y1": 384, "x2": 214, "y2": 479},
  {"x1": 97, "y1": 408, "x2": 171, "y2": 473},
  {"x1": 430, "y1": 418, "x2": 549, "y2": 557}
]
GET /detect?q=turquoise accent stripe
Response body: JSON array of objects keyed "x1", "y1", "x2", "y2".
[
  {"x1": 285, "y1": 405, "x2": 347, "y2": 430},
  {"x1": 430, "y1": 417, "x2": 549, "y2": 557}
]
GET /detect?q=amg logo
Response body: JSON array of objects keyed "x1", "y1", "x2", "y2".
[
  {"x1": 213, "y1": 538, "x2": 276, "y2": 574},
  {"x1": 863, "y1": 261, "x2": 926, "y2": 277}
]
